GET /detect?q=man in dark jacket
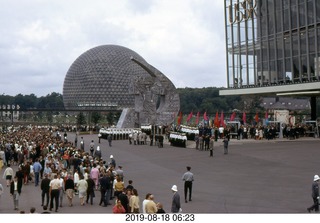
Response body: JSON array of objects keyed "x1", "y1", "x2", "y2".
[
  {"x1": 99, "y1": 172, "x2": 111, "y2": 206},
  {"x1": 40, "y1": 174, "x2": 51, "y2": 207},
  {"x1": 171, "y1": 185, "x2": 181, "y2": 213},
  {"x1": 10, "y1": 176, "x2": 22, "y2": 210},
  {"x1": 15, "y1": 166, "x2": 24, "y2": 192},
  {"x1": 118, "y1": 188, "x2": 129, "y2": 213},
  {"x1": 86, "y1": 175, "x2": 95, "y2": 205},
  {"x1": 308, "y1": 174, "x2": 320, "y2": 212}
]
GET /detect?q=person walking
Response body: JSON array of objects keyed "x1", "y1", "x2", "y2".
[
  {"x1": 33, "y1": 158, "x2": 42, "y2": 187},
  {"x1": 10, "y1": 176, "x2": 21, "y2": 210},
  {"x1": 3, "y1": 163, "x2": 14, "y2": 187},
  {"x1": 199, "y1": 136, "x2": 204, "y2": 151},
  {"x1": 0, "y1": 183, "x2": 3, "y2": 202},
  {"x1": 307, "y1": 174, "x2": 320, "y2": 213},
  {"x1": 80, "y1": 137, "x2": 85, "y2": 152},
  {"x1": 0, "y1": 157, "x2": 3, "y2": 172},
  {"x1": 57, "y1": 173, "x2": 64, "y2": 207},
  {"x1": 223, "y1": 137, "x2": 229, "y2": 154},
  {"x1": 171, "y1": 185, "x2": 181, "y2": 213},
  {"x1": 90, "y1": 164, "x2": 100, "y2": 190},
  {"x1": 99, "y1": 172, "x2": 111, "y2": 207},
  {"x1": 110, "y1": 155, "x2": 116, "y2": 168},
  {"x1": 182, "y1": 166, "x2": 194, "y2": 203},
  {"x1": 40, "y1": 174, "x2": 51, "y2": 207},
  {"x1": 15, "y1": 166, "x2": 24, "y2": 192},
  {"x1": 194, "y1": 134, "x2": 199, "y2": 150},
  {"x1": 49, "y1": 174, "x2": 61, "y2": 212},
  {"x1": 86, "y1": 175, "x2": 95, "y2": 205},
  {"x1": 209, "y1": 136, "x2": 214, "y2": 157},
  {"x1": 94, "y1": 146, "x2": 102, "y2": 160},
  {"x1": 73, "y1": 169, "x2": 79, "y2": 195},
  {"x1": 65, "y1": 173, "x2": 75, "y2": 207},
  {"x1": 74, "y1": 133, "x2": 78, "y2": 147},
  {"x1": 114, "y1": 175, "x2": 124, "y2": 199},
  {"x1": 89, "y1": 140, "x2": 95, "y2": 157},
  {"x1": 77, "y1": 175, "x2": 88, "y2": 206},
  {"x1": 107, "y1": 134, "x2": 113, "y2": 147}
]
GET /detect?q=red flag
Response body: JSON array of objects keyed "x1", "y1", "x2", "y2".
[
  {"x1": 230, "y1": 112, "x2": 236, "y2": 121},
  {"x1": 242, "y1": 112, "x2": 246, "y2": 124},
  {"x1": 203, "y1": 112, "x2": 208, "y2": 121},
  {"x1": 214, "y1": 111, "x2": 219, "y2": 127},
  {"x1": 177, "y1": 112, "x2": 183, "y2": 125},
  {"x1": 186, "y1": 111, "x2": 193, "y2": 122},
  {"x1": 254, "y1": 113, "x2": 259, "y2": 123},
  {"x1": 220, "y1": 111, "x2": 225, "y2": 127},
  {"x1": 195, "y1": 112, "x2": 200, "y2": 125}
]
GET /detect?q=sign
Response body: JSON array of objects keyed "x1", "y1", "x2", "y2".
[
  {"x1": 0, "y1": 104, "x2": 20, "y2": 110},
  {"x1": 274, "y1": 110, "x2": 289, "y2": 124},
  {"x1": 228, "y1": 0, "x2": 257, "y2": 24}
]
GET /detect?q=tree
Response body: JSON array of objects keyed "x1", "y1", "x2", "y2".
[
  {"x1": 38, "y1": 92, "x2": 64, "y2": 111},
  {"x1": 77, "y1": 112, "x2": 86, "y2": 126},
  {"x1": 47, "y1": 111, "x2": 53, "y2": 123},
  {"x1": 106, "y1": 112, "x2": 115, "y2": 126},
  {"x1": 91, "y1": 111, "x2": 102, "y2": 125},
  {"x1": 14, "y1": 94, "x2": 38, "y2": 109}
]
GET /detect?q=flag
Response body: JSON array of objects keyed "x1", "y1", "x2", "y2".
[
  {"x1": 242, "y1": 112, "x2": 246, "y2": 124},
  {"x1": 265, "y1": 111, "x2": 269, "y2": 125},
  {"x1": 195, "y1": 112, "x2": 200, "y2": 125},
  {"x1": 220, "y1": 111, "x2": 225, "y2": 127},
  {"x1": 177, "y1": 112, "x2": 183, "y2": 125},
  {"x1": 254, "y1": 112, "x2": 259, "y2": 123},
  {"x1": 186, "y1": 111, "x2": 193, "y2": 123},
  {"x1": 214, "y1": 111, "x2": 219, "y2": 127},
  {"x1": 203, "y1": 111, "x2": 209, "y2": 121},
  {"x1": 230, "y1": 112, "x2": 236, "y2": 121}
]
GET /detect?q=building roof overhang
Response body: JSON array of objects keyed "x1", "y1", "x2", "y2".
[{"x1": 219, "y1": 82, "x2": 320, "y2": 97}]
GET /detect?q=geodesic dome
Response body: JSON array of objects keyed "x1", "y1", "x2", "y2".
[
  {"x1": 63, "y1": 44, "x2": 180, "y2": 127},
  {"x1": 63, "y1": 45, "x2": 149, "y2": 110}
]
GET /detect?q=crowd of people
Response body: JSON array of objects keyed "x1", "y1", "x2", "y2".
[{"x1": 0, "y1": 125, "x2": 183, "y2": 214}]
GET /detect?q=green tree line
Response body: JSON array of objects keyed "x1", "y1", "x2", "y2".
[
  {"x1": 0, "y1": 92, "x2": 64, "y2": 110},
  {"x1": 0, "y1": 87, "x2": 316, "y2": 121}
]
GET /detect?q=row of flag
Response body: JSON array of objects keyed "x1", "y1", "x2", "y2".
[{"x1": 176, "y1": 111, "x2": 269, "y2": 127}]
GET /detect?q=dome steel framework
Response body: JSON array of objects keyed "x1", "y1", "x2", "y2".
[{"x1": 63, "y1": 45, "x2": 180, "y2": 128}]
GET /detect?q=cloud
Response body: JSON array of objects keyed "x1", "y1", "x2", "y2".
[{"x1": 0, "y1": 0, "x2": 226, "y2": 96}]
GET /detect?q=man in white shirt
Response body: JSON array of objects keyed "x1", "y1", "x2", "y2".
[{"x1": 49, "y1": 174, "x2": 61, "y2": 212}]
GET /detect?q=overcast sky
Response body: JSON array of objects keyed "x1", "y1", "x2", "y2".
[{"x1": 0, "y1": 0, "x2": 226, "y2": 97}]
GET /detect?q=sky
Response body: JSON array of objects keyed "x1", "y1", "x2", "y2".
[{"x1": 0, "y1": 0, "x2": 226, "y2": 97}]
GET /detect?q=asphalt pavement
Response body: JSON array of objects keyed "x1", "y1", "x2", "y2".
[{"x1": 0, "y1": 133, "x2": 319, "y2": 214}]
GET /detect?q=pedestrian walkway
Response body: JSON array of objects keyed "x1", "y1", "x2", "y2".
[{"x1": 0, "y1": 133, "x2": 319, "y2": 213}]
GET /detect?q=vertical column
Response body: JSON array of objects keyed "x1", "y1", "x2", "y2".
[
  {"x1": 310, "y1": 96, "x2": 317, "y2": 120},
  {"x1": 225, "y1": 0, "x2": 231, "y2": 88}
]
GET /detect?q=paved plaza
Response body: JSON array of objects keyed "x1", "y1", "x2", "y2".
[{"x1": 0, "y1": 133, "x2": 319, "y2": 214}]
